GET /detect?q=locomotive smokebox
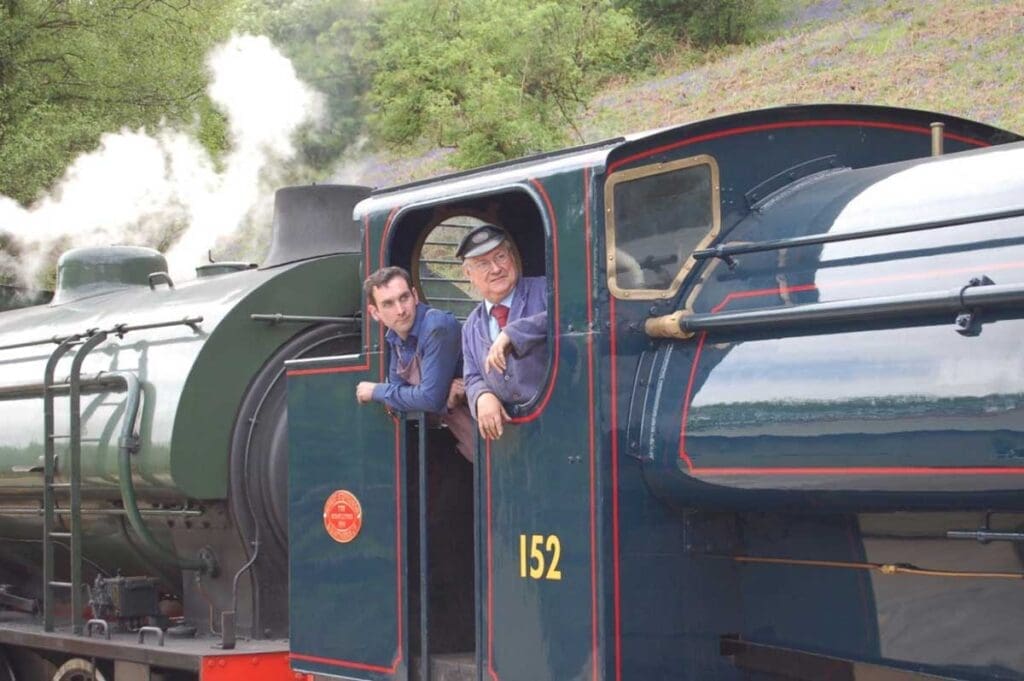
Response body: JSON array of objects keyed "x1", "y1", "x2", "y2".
[{"x1": 262, "y1": 184, "x2": 371, "y2": 268}]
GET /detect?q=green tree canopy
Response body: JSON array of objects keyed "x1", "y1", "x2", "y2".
[
  {"x1": 0, "y1": 0, "x2": 236, "y2": 205},
  {"x1": 618, "y1": 0, "x2": 781, "y2": 46},
  {"x1": 239, "y1": 0, "x2": 374, "y2": 171},
  {"x1": 366, "y1": 0, "x2": 640, "y2": 168}
]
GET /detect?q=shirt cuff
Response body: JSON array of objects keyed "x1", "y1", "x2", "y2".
[{"x1": 371, "y1": 383, "x2": 388, "y2": 403}]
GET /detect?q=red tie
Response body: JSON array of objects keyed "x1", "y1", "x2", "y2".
[{"x1": 490, "y1": 304, "x2": 509, "y2": 329}]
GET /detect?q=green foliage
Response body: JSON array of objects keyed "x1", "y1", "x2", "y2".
[
  {"x1": 620, "y1": 0, "x2": 781, "y2": 46},
  {"x1": 239, "y1": 0, "x2": 375, "y2": 170},
  {"x1": 0, "y1": 0, "x2": 237, "y2": 205},
  {"x1": 365, "y1": 0, "x2": 641, "y2": 168}
]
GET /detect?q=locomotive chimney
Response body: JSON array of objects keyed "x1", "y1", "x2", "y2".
[{"x1": 261, "y1": 184, "x2": 371, "y2": 269}]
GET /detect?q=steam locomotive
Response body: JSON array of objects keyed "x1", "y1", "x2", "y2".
[{"x1": 2, "y1": 104, "x2": 1024, "y2": 681}]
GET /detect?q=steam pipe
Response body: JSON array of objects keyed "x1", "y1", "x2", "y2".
[
  {"x1": 647, "y1": 279, "x2": 1024, "y2": 339},
  {"x1": 0, "y1": 373, "x2": 125, "y2": 401},
  {"x1": 110, "y1": 369, "x2": 215, "y2": 575}
]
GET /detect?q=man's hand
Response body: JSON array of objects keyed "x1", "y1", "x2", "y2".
[
  {"x1": 476, "y1": 392, "x2": 510, "y2": 440},
  {"x1": 355, "y1": 381, "x2": 378, "y2": 404},
  {"x1": 484, "y1": 331, "x2": 513, "y2": 374},
  {"x1": 446, "y1": 378, "x2": 466, "y2": 409}
]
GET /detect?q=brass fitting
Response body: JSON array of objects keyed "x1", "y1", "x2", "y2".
[{"x1": 644, "y1": 310, "x2": 694, "y2": 339}]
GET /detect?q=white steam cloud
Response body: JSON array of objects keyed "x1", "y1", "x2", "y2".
[{"x1": 0, "y1": 34, "x2": 322, "y2": 286}]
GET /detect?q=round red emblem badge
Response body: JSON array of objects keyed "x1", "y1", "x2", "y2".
[{"x1": 323, "y1": 490, "x2": 363, "y2": 543}]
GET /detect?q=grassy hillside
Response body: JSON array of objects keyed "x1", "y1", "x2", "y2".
[
  {"x1": 355, "y1": 0, "x2": 1024, "y2": 188},
  {"x1": 583, "y1": 0, "x2": 1024, "y2": 139}
]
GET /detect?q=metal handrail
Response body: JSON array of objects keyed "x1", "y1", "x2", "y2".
[
  {"x1": 67, "y1": 332, "x2": 109, "y2": 634},
  {"x1": 650, "y1": 279, "x2": 1024, "y2": 339},
  {"x1": 0, "y1": 316, "x2": 203, "y2": 352},
  {"x1": 250, "y1": 313, "x2": 360, "y2": 325},
  {"x1": 693, "y1": 206, "x2": 1024, "y2": 265},
  {"x1": 0, "y1": 373, "x2": 125, "y2": 401}
]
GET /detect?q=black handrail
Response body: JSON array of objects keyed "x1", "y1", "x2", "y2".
[
  {"x1": 250, "y1": 313, "x2": 360, "y2": 325},
  {"x1": 673, "y1": 279, "x2": 1024, "y2": 336},
  {"x1": 693, "y1": 206, "x2": 1024, "y2": 264}
]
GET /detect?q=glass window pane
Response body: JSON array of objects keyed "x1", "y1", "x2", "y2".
[
  {"x1": 417, "y1": 217, "x2": 482, "y2": 320},
  {"x1": 613, "y1": 163, "x2": 713, "y2": 291}
]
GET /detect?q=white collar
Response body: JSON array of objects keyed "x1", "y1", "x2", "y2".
[{"x1": 484, "y1": 289, "x2": 515, "y2": 314}]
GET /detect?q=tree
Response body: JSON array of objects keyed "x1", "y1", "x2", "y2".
[
  {"x1": 0, "y1": 0, "x2": 237, "y2": 205},
  {"x1": 365, "y1": 0, "x2": 640, "y2": 168},
  {"x1": 618, "y1": 0, "x2": 780, "y2": 46},
  {"x1": 239, "y1": 0, "x2": 375, "y2": 171}
]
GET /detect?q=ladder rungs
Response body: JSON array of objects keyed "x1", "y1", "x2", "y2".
[
  {"x1": 48, "y1": 531, "x2": 72, "y2": 539},
  {"x1": 47, "y1": 434, "x2": 70, "y2": 440},
  {"x1": 47, "y1": 482, "x2": 73, "y2": 489},
  {"x1": 48, "y1": 581, "x2": 73, "y2": 588}
]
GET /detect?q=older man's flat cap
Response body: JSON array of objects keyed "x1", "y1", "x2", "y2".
[{"x1": 456, "y1": 223, "x2": 508, "y2": 260}]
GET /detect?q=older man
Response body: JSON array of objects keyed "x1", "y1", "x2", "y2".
[
  {"x1": 457, "y1": 224, "x2": 548, "y2": 440},
  {"x1": 355, "y1": 266, "x2": 475, "y2": 461}
]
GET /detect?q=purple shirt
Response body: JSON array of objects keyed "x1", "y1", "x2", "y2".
[{"x1": 462, "y1": 276, "x2": 548, "y2": 418}]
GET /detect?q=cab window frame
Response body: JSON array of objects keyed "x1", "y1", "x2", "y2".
[{"x1": 604, "y1": 154, "x2": 722, "y2": 300}]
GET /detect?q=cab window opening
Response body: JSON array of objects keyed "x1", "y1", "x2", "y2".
[{"x1": 384, "y1": 189, "x2": 552, "y2": 415}]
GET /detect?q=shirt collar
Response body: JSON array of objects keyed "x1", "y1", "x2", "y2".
[{"x1": 484, "y1": 288, "x2": 515, "y2": 315}]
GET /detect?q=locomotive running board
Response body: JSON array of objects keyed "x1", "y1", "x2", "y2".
[
  {"x1": 720, "y1": 635, "x2": 968, "y2": 680},
  {"x1": 0, "y1": 620, "x2": 289, "y2": 672}
]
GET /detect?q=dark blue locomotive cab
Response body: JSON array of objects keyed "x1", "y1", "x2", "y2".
[{"x1": 286, "y1": 105, "x2": 1024, "y2": 681}]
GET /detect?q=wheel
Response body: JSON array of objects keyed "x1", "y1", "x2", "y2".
[
  {"x1": 51, "y1": 658, "x2": 108, "y2": 681},
  {"x1": 0, "y1": 646, "x2": 56, "y2": 681}
]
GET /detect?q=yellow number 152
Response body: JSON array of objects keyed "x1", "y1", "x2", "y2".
[{"x1": 518, "y1": 534, "x2": 562, "y2": 580}]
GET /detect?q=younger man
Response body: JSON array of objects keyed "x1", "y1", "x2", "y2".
[{"x1": 355, "y1": 266, "x2": 475, "y2": 460}]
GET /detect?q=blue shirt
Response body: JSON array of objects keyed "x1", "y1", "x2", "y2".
[{"x1": 371, "y1": 303, "x2": 463, "y2": 414}]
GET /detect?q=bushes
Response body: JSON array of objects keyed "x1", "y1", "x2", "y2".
[
  {"x1": 366, "y1": 0, "x2": 641, "y2": 168},
  {"x1": 622, "y1": 0, "x2": 781, "y2": 46}
]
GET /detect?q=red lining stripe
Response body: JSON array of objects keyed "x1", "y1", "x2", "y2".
[
  {"x1": 608, "y1": 119, "x2": 990, "y2": 174},
  {"x1": 392, "y1": 416, "x2": 404, "y2": 667},
  {"x1": 290, "y1": 652, "x2": 392, "y2": 674},
  {"x1": 696, "y1": 467, "x2": 1024, "y2": 476},
  {"x1": 509, "y1": 180, "x2": 561, "y2": 423},
  {"x1": 485, "y1": 438, "x2": 498, "y2": 681},
  {"x1": 584, "y1": 168, "x2": 600, "y2": 681},
  {"x1": 608, "y1": 297, "x2": 622, "y2": 681},
  {"x1": 286, "y1": 362, "x2": 368, "y2": 377}
]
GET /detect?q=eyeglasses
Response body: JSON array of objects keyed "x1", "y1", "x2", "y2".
[{"x1": 465, "y1": 248, "x2": 512, "y2": 274}]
